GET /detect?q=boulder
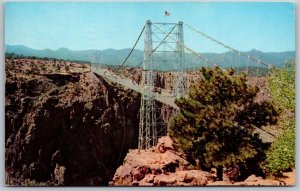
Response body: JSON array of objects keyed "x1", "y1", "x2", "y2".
[
  {"x1": 233, "y1": 175, "x2": 281, "y2": 186},
  {"x1": 156, "y1": 136, "x2": 174, "y2": 153}
]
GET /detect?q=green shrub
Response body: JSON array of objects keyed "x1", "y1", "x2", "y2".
[
  {"x1": 266, "y1": 60, "x2": 295, "y2": 176},
  {"x1": 266, "y1": 120, "x2": 295, "y2": 175},
  {"x1": 168, "y1": 67, "x2": 278, "y2": 180},
  {"x1": 268, "y1": 60, "x2": 295, "y2": 111}
]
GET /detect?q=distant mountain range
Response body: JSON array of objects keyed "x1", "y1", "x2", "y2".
[{"x1": 6, "y1": 45, "x2": 295, "y2": 71}]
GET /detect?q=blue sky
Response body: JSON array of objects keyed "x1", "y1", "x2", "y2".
[{"x1": 5, "y1": 2, "x2": 295, "y2": 53}]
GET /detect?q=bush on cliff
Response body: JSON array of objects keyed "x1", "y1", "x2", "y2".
[{"x1": 168, "y1": 67, "x2": 278, "y2": 180}]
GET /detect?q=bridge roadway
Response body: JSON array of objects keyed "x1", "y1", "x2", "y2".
[
  {"x1": 93, "y1": 68, "x2": 178, "y2": 109},
  {"x1": 92, "y1": 68, "x2": 275, "y2": 143}
]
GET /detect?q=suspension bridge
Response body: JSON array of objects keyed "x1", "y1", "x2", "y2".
[{"x1": 90, "y1": 20, "x2": 275, "y2": 149}]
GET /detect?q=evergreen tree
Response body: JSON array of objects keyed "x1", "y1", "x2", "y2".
[{"x1": 168, "y1": 67, "x2": 278, "y2": 180}]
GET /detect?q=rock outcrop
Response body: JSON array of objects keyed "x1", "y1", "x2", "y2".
[
  {"x1": 110, "y1": 136, "x2": 214, "y2": 186},
  {"x1": 5, "y1": 59, "x2": 141, "y2": 186}
]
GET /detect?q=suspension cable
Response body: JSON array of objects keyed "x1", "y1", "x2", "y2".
[
  {"x1": 116, "y1": 26, "x2": 146, "y2": 70},
  {"x1": 185, "y1": 23, "x2": 272, "y2": 68}
]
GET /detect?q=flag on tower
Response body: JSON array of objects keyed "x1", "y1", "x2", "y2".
[{"x1": 165, "y1": 11, "x2": 170, "y2": 16}]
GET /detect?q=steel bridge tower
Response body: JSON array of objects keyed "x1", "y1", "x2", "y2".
[
  {"x1": 91, "y1": 51, "x2": 106, "y2": 73},
  {"x1": 138, "y1": 20, "x2": 185, "y2": 149},
  {"x1": 139, "y1": 20, "x2": 156, "y2": 149}
]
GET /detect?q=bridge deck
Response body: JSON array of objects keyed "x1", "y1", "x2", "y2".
[
  {"x1": 93, "y1": 68, "x2": 275, "y2": 143},
  {"x1": 94, "y1": 68, "x2": 178, "y2": 108}
]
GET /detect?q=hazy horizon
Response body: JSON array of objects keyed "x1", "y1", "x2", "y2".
[{"x1": 5, "y1": 44, "x2": 295, "y2": 54}]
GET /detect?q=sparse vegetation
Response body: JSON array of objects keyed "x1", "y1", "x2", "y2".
[
  {"x1": 5, "y1": 52, "x2": 92, "y2": 65},
  {"x1": 266, "y1": 60, "x2": 295, "y2": 176},
  {"x1": 168, "y1": 67, "x2": 278, "y2": 180}
]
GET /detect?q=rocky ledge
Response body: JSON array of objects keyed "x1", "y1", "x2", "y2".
[{"x1": 110, "y1": 136, "x2": 294, "y2": 186}]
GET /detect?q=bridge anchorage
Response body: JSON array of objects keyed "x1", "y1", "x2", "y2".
[{"x1": 138, "y1": 20, "x2": 186, "y2": 149}]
